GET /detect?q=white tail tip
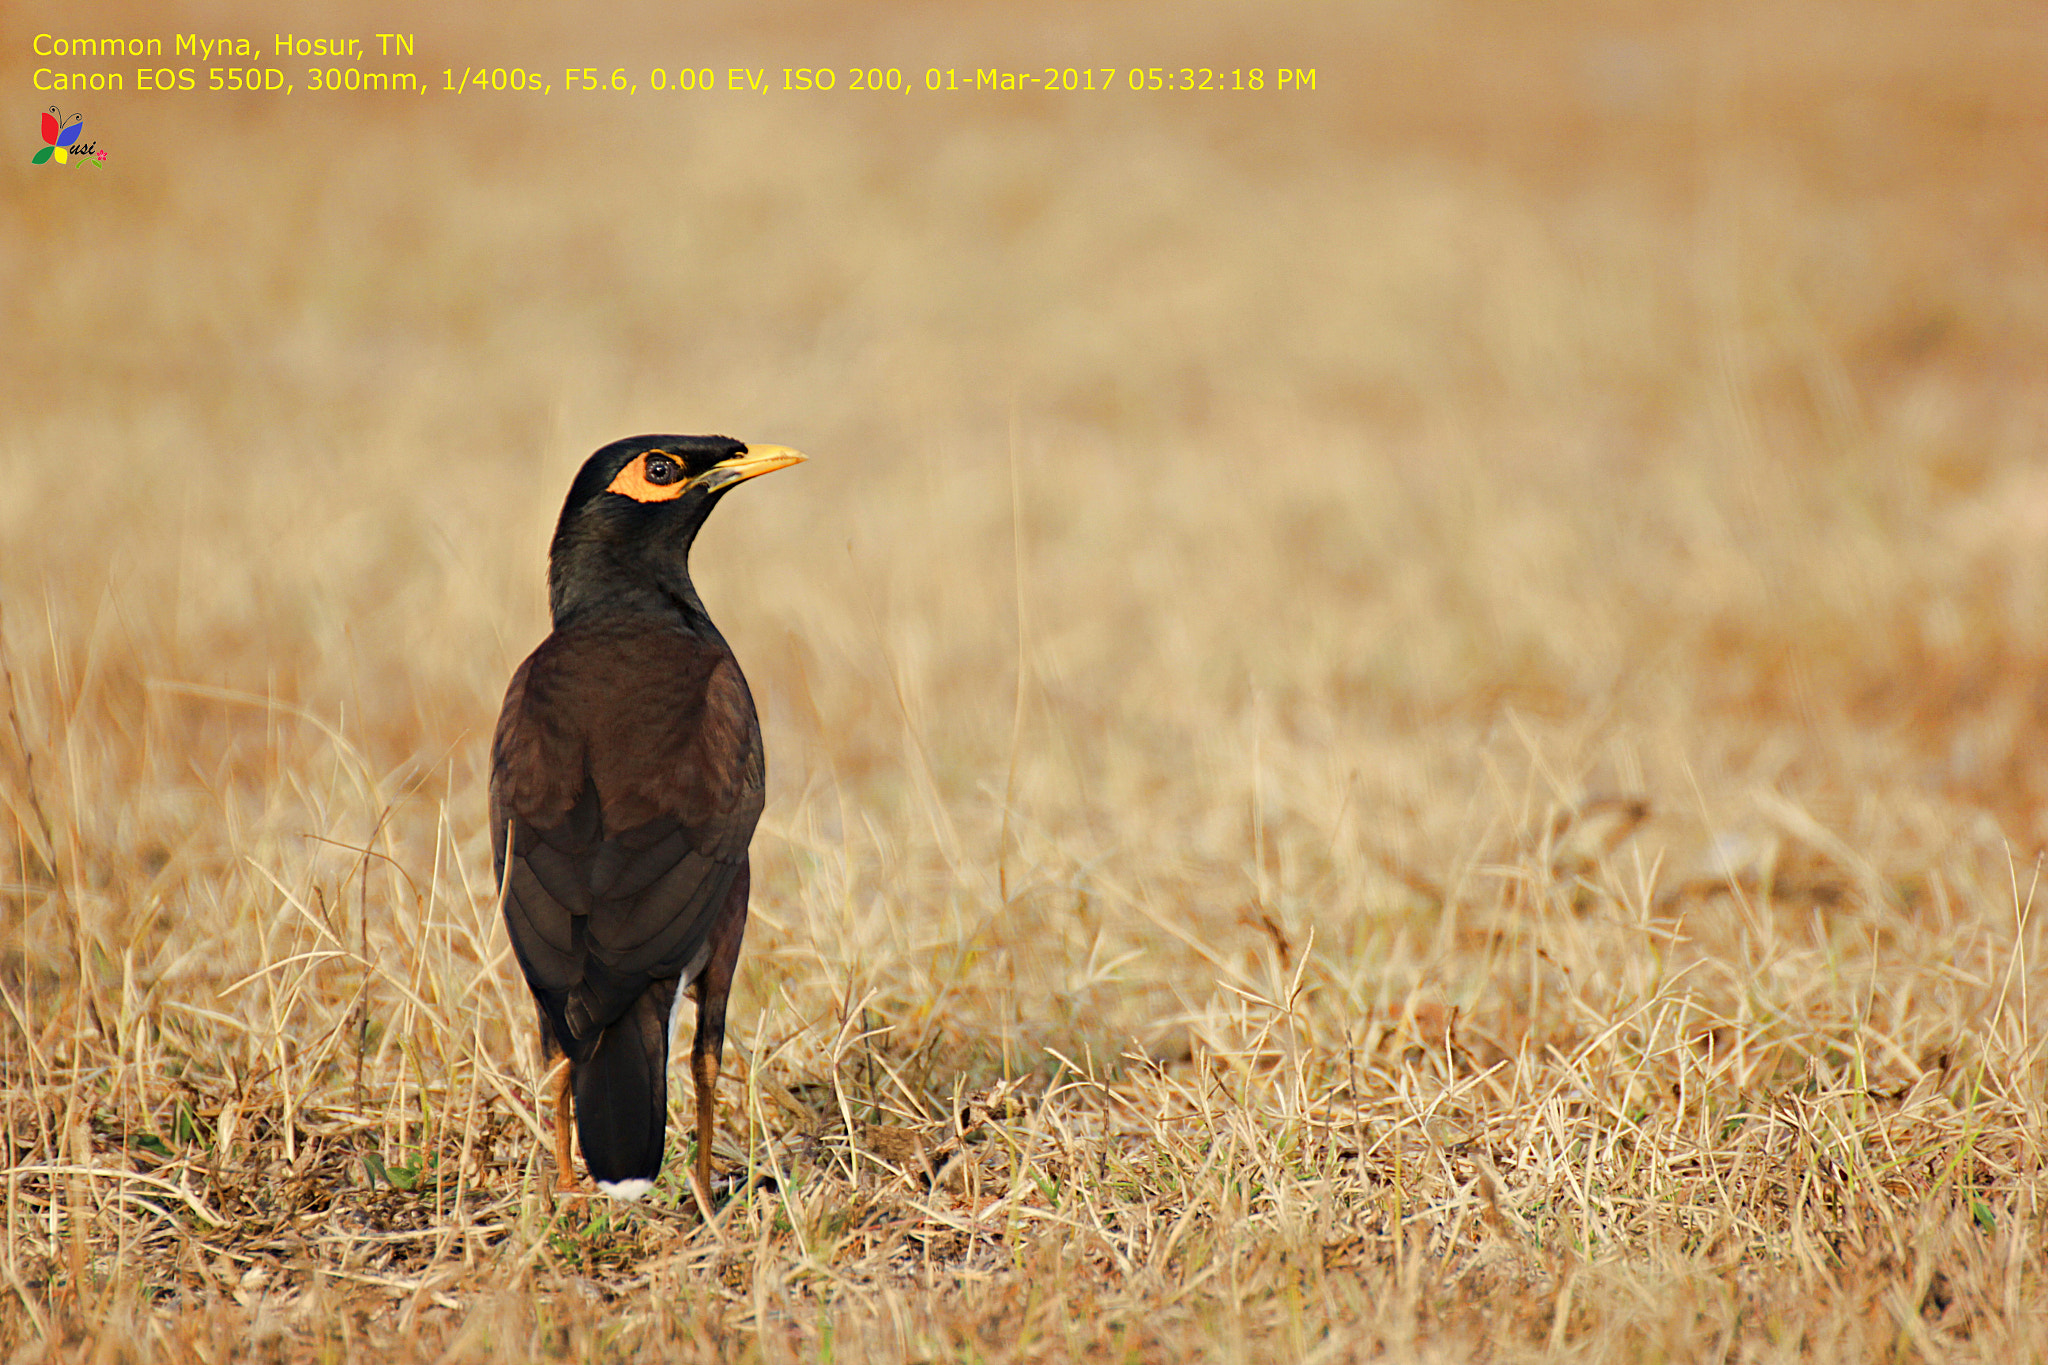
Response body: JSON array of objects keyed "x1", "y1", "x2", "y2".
[{"x1": 595, "y1": 1177, "x2": 654, "y2": 1201}]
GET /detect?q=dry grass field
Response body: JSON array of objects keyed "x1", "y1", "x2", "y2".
[{"x1": 7, "y1": 0, "x2": 2048, "y2": 1359}]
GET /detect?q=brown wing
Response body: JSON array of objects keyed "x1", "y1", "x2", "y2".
[{"x1": 488, "y1": 616, "x2": 765, "y2": 1059}]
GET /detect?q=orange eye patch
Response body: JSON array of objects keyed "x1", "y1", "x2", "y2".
[{"x1": 605, "y1": 453, "x2": 690, "y2": 503}]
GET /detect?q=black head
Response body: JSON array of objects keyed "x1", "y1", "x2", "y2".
[{"x1": 546, "y1": 434, "x2": 805, "y2": 625}]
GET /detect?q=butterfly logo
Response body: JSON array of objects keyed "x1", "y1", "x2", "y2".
[{"x1": 33, "y1": 106, "x2": 83, "y2": 165}]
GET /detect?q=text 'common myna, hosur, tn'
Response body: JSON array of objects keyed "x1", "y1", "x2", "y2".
[{"x1": 489, "y1": 435, "x2": 804, "y2": 1204}]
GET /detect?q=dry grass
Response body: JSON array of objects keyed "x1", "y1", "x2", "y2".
[{"x1": 6, "y1": 0, "x2": 2048, "y2": 1359}]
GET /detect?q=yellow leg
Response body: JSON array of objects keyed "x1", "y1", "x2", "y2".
[
  {"x1": 551, "y1": 1058, "x2": 579, "y2": 1192},
  {"x1": 692, "y1": 1047, "x2": 720, "y2": 1207}
]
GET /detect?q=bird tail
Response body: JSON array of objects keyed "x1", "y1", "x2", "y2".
[{"x1": 572, "y1": 978, "x2": 680, "y2": 1197}]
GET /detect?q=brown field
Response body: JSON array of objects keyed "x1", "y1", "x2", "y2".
[{"x1": 7, "y1": 1, "x2": 2048, "y2": 1359}]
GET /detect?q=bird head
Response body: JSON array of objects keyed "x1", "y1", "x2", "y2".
[{"x1": 547, "y1": 435, "x2": 805, "y2": 624}]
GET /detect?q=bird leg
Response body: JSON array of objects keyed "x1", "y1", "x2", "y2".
[
  {"x1": 691, "y1": 1045, "x2": 720, "y2": 1211},
  {"x1": 688, "y1": 870, "x2": 749, "y2": 1217},
  {"x1": 550, "y1": 1056, "x2": 578, "y2": 1192}
]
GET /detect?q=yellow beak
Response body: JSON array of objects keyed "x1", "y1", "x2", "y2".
[{"x1": 701, "y1": 445, "x2": 806, "y2": 490}]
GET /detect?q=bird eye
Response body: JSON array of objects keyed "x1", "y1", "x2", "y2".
[{"x1": 644, "y1": 455, "x2": 683, "y2": 485}]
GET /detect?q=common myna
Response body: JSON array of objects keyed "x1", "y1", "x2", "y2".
[{"x1": 489, "y1": 434, "x2": 803, "y2": 1202}]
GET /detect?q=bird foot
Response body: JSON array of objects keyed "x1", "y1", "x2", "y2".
[{"x1": 688, "y1": 1172, "x2": 718, "y2": 1220}]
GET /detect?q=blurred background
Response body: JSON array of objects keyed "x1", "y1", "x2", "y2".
[{"x1": 5, "y1": 0, "x2": 2048, "y2": 1079}]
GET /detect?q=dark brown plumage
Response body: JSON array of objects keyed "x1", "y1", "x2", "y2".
[{"x1": 489, "y1": 434, "x2": 803, "y2": 1203}]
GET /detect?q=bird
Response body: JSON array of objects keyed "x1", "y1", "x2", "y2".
[{"x1": 488, "y1": 434, "x2": 804, "y2": 1203}]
